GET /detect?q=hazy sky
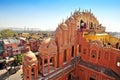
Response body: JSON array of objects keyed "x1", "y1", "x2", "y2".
[{"x1": 0, "y1": 0, "x2": 120, "y2": 32}]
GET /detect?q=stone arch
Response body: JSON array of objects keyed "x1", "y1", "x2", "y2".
[{"x1": 68, "y1": 73, "x2": 72, "y2": 80}]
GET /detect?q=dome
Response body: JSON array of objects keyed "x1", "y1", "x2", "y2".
[
  {"x1": 23, "y1": 51, "x2": 37, "y2": 66},
  {"x1": 68, "y1": 16, "x2": 76, "y2": 25},
  {"x1": 43, "y1": 37, "x2": 51, "y2": 44},
  {"x1": 90, "y1": 40, "x2": 103, "y2": 47},
  {"x1": 39, "y1": 38, "x2": 57, "y2": 55},
  {"x1": 25, "y1": 51, "x2": 37, "y2": 60},
  {"x1": 55, "y1": 27, "x2": 62, "y2": 34},
  {"x1": 60, "y1": 22, "x2": 68, "y2": 30},
  {"x1": 69, "y1": 16, "x2": 75, "y2": 21}
]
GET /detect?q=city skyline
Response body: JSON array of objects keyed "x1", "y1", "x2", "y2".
[{"x1": 0, "y1": 0, "x2": 120, "y2": 32}]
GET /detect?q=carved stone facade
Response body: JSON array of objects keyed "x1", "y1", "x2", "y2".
[
  {"x1": 22, "y1": 48, "x2": 38, "y2": 80},
  {"x1": 22, "y1": 9, "x2": 120, "y2": 80},
  {"x1": 38, "y1": 38, "x2": 57, "y2": 76}
]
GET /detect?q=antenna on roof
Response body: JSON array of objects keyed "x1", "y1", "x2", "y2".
[{"x1": 79, "y1": 8, "x2": 81, "y2": 11}]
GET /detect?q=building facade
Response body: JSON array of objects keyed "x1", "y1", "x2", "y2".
[{"x1": 22, "y1": 9, "x2": 120, "y2": 80}]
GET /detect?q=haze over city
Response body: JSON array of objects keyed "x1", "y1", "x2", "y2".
[{"x1": 0, "y1": 0, "x2": 120, "y2": 32}]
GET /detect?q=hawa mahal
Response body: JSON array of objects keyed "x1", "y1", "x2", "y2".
[{"x1": 22, "y1": 9, "x2": 120, "y2": 80}]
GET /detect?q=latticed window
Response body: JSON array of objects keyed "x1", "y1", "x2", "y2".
[{"x1": 91, "y1": 50, "x2": 97, "y2": 58}]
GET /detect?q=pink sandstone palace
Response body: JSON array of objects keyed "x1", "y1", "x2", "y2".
[{"x1": 22, "y1": 9, "x2": 120, "y2": 80}]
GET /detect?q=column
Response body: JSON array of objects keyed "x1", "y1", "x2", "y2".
[
  {"x1": 68, "y1": 48, "x2": 71, "y2": 61},
  {"x1": 74, "y1": 45, "x2": 77, "y2": 57},
  {"x1": 28, "y1": 67, "x2": 32, "y2": 80},
  {"x1": 34, "y1": 65, "x2": 38, "y2": 80},
  {"x1": 42, "y1": 57, "x2": 44, "y2": 73},
  {"x1": 54, "y1": 55, "x2": 57, "y2": 70},
  {"x1": 48, "y1": 56, "x2": 50, "y2": 73}
]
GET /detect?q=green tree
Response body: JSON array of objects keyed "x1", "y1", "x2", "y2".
[
  {"x1": 0, "y1": 29, "x2": 17, "y2": 38},
  {"x1": 13, "y1": 54, "x2": 23, "y2": 66}
]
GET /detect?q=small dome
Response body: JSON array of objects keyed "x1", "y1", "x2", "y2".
[
  {"x1": 43, "y1": 37, "x2": 51, "y2": 44},
  {"x1": 90, "y1": 40, "x2": 102, "y2": 47},
  {"x1": 39, "y1": 39, "x2": 57, "y2": 55},
  {"x1": 60, "y1": 22, "x2": 68, "y2": 30},
  {"x1": 24, "y1": 51, "x2": 37, "y2": 60},
  {"x1": 68, "y1": 16, "x2": 76, "y2": 25},
  {"x1": 69, "y1": 16, "x2": 74, "y2": 21},
  {"x1": 55, "y1": 27, "x2": 62, "y2": 34},
  {"x1": 23, "y1": 51, "x2": 37, "y2": 66}
]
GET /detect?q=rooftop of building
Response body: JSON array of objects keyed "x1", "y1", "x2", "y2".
[{"x1": 79, "y1": 60, "x2": 120, "y2": 80}]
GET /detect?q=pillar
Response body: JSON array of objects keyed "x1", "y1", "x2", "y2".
[
  {"x1": 54, "y1": 55, "x2": 57, "y2": 70},
  {"x1": 34, "y1": 65, "x2": 38, "y2": 80},
  {"x1": 42, "y1": 57, "x2": 44, "y2": 73},
  {"x1": 48, "y1": 56, "x2": 50, "y2": 73}
]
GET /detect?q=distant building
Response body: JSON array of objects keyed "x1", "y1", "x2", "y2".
[
  {"x1": 0, "y1": 40, "x2": 4, "y2": 59},
  {"x1": 3, "y1": 38, "x2": 21, "y2": 57}
]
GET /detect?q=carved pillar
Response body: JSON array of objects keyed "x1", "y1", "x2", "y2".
[
  {"x1": 74, "y1": 45, "x2": 77, "y2": 57},
  {"x1": 54, "y1": 55, "x2": 57, "y2": 69},
  {"x1": 48, "y1": 56, "x2": 50, "y2": 73},
  {"x1": 42, "y1": 57, "x2": 44, "y2": 73},
  {"x1": 34, "y1": 65, "x2": 38, "y2": 80},
  {"x1": 68, "y1": 48, "x2": 71, "y2": 61},
  {"x1": 23, "y1": 66, "x2": 26, "y2": 80},
  {"x1": 28, "y1": 67, "x2": 32, "y2": 80},
  {"x1": 58, "y1": 50, "x2": 63, "y2": 67},
  {"x1": 23, "y1": 66, "x2": 32, "y2": 80},
  {"x1": 38, "y1": 57, "x2": 40, "y2": 72},
  {"x1": 66, "y1": 49, "x2": 69, "y2": 63}
]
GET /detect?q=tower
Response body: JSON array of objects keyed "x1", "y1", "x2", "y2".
[{"x1": 22, "y1": 47, "x2": 38, "y2": 80}]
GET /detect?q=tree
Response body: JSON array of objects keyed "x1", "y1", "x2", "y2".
[
  {"x1": 13, "y1": 54, "x2": 23, "y2": 66},
  {"x1": 0, "y1": 29, "x2": 17, "y2": 38}
]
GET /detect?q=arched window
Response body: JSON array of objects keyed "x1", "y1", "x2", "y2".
[
  {"x1": 71, "y1": 46, "x2": 74, "y2": 57},
  {"x1": 64, "y1": 50, "x2": 67, "y2": 62},
  {"x1": 116, "y1": 57, "x2": 120, "y2": 67},
  {"x1": 80, "y1": 20, "x2": 87, "y2": 29},
  {"x1": 91, "y1": 50, "x2": 97, "y2": 58},
  {"x1": 117, "y1": 62, "x2": 120, "y2": 67},
  {"x1": 44, "y1": 59, "x2": 48, "y2": 64},
  {"x1": 79, "y1": 45, "x2": 81, "y2": 53},
  {"x1": 90, "y1": 22, "x2": 93, "y2": 29},
  {"x1": 68, "y1": 74, "x2": 72, "y2": 80},
  {"x1": 90, "y1": 77, "x2": 95, "y2": 80},
  {"x1": 80, "y1": 20, "x2": 84, "y2": 28}
]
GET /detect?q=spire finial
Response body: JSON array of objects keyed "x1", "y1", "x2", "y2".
[
  {"x1": 83, "y1": 9, "x2": 84, "y2": 12},
  {"x1": 75, "y1": 9, "x2": 77, "y2": 12},
  {"x1": 62, "y1": 19, "x2": 64, "y2": 23},
  {"x1": 67, "y1": 16, "x2": 68, "y2": 19},
  {"x1": 90, "y1": 9, "x2": 91, "y2": 13},
  {"x1": 71, "y1": 12, "x2": 72, "y2": 15},
  {"x1": 79, "y1": 8, "x2": 80, "y2": 11}
]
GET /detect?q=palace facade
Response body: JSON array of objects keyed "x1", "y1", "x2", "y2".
[{"x1": 22, "y1": 9, "x2": 120, "y2": 80}]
